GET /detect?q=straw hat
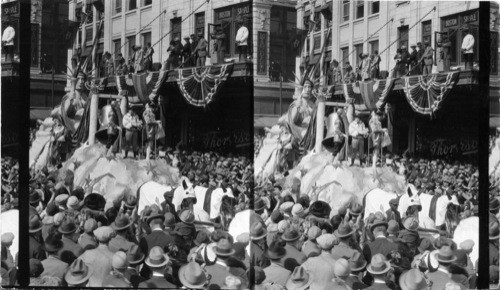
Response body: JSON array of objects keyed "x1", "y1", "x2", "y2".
[
  {"x1": 65, "y1": 259, "x2": 93, "y2": 286},
  {"x1": 367, "y1": 254, "x2": 391, "y2": 275},
  {"x1": 178, "y1": 261, "x2": 207, "y2": 289},
  {"x1": 145, "y1": 246, "x2": 170, "y2": 268},
  {"x1": 285, "y1": 266, "x2": 312, "y2": 290}
]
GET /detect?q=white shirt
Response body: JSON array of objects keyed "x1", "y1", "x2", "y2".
[
  {"x1": 349, "y1": 120, "x2": 368, "y2": 137},
  {"x1": 461, "y1": 33, "x2": 474, "y2": 54},
  {"x1": 2, "y1": 26, "x2": 15, "y2": 46},
  {"x1": 235, "y1": 26, "x2": 249, "y2": 46}
]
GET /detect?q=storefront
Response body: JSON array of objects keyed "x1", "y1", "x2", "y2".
[
  {"x1": 213, "y1": 2, "x2": 252, "y2": 60},
  {"x1": 440, "y1": 9, "x2": 479, "y2": 67}
]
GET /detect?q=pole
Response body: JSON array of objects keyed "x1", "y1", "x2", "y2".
[
  {"x1": 279, "y1": 72, "x2": 283, "y2": 116},
  {"x1": 88, "y1": 92, "x2": 99, "y2": 145},
  {"x1": 315, "y1": 97, "x2": 325, "y2": 153}
]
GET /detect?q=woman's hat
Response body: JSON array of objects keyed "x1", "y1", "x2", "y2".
[
  {"x1": 178, "y1": 261, "x2": 207, "y2": 289},
  {"x1": 214, "y1": 239, "x2": 236, "y2": 257},
  {"x1": 367, "y1": 253, "x2": 391, "y2": 275},
  {"x1": 286, "y1": 266, "x2": 313, "y2": 290},
  {"x1": 434, "y1": 245, "x2": 457, "y2": 264},
  {"x1": 145, "y1": 246, "x2": 170, "y2": 268},
  {"x1": 64, "y1": 259, "x2": 93, "y2": 285}
]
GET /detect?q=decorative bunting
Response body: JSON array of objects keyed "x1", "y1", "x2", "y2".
[
  {"x1": 401, "y1": 71, "x2": 460, "y2": 116},
  {"x1": 176, "y1": 64, "x2": 233, "y2": 107},
  {"x1": 132, "y1": 72, "x2": 160, "y2": 104},
  {"x1": 342, "y1": 78, "x2": 396, "y2": 112}
]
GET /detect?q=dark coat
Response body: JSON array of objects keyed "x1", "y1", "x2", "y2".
[
  {"x1": 346, "y1": 274, "x2": 368, "y2": 289},
  {"x1": 139, "y1": 229, "x2": 175, "y2": 256},
  {"x1": 138, "y1": 276, "x2": 177, "y2": 288},
  {"x1": 363, "y1": 237, "x2": 399, "y2": 263},
  {"x1": 29, "y1": 235, "x2": 47, "y2": 261}
]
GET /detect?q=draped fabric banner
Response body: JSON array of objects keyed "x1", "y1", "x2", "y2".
[
  {"x1": 402, "y1": 71, "x2": 460, "y2": 116},
  {"x1": 115, "y1": 75, "x2": 140, "y2": 104},
  {"x1": 342, "y1": 78, "x2": 396, "y2": 112},
  {"x1": 176, "y1": 64, "x2": 233, "y2": 107},
  {"x1": 132, "y1": 72, "x2": 160, "y2": 104}
]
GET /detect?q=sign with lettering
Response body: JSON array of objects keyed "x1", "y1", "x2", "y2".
[
  {"x1": 444, "y1": 17, "x2": 458, "y2": 28},
  {"x1": 462, "y1": 11, "x2": 478, "y2": 24},
  {"x1": 200, "y1": 130, "x2": 252, "y2": 150},
  {"x1": 218, "y1": 10, "x2": 231, "y2": 20},
  {"x1": 2, "y1": 1, "x2": 18, "y2": 16},
  {"x1": 415, "y1": 127, "x2": 478, "y2": 158},
  {"x1": 235, "y1": 5, "x2": 250, "y2": 16},
  {"x1": 257, "y1": 31, "x2": 267, "y2": 75}
]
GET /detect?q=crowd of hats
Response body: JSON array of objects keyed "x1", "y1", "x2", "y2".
[
  {"x1": 1, "y1": 157, "x2": 19, "y2": 213},
  {"x1": 249, "y1": 151, "x2": 491, "y2": 290},
  {"x1": 24, "y1": 147, "x2": 254, "y2": 288}
]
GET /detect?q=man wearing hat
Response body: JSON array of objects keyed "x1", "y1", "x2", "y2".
[
  {"x1": 178, "y1": 261, "x2": 208, "y2": 289},
  {"x1": 399, "y1": 268, "x2": 428, "y2": 290},
  {"x1": 408, "y1": 44, "x2": 419, "y2": 75},
  {"x1": 79, "y1": 226, "x2": 115, "y2": 286},
  {"x1": 205, "y1": 238, "x2": 247, "y2": 287},
  {"x1": 29, "y1": 215, "x2": 47, "y2": 261},
  {"x1": 460, "y1": 26, "x2": 474, "y2": 70},
  {"x1": 302, "y1": 234, "x2": 338, "y2": 290},
  {"x1": 362, "y1": 215, "x2": 399, "y2": 263},
  {"x1": 398, "y1": 216, "x2": 420, "y2": 256},
  {"x1": 427, "y1": 245, "x2": 466, "y2": 290},
  {"x1": 211, "y1": 24, "x2": 226, "y2": 65},
  {"x1": 181, "y1": 36, "x2": 193, "y2": 67},
  {"x1": 138, "y1": 211, "x2": 173, "y2": 256},
  {"x1": 40, "y1": 233, "x2": 68, "y2": 280},
  {"x1": 57, "y1": 218, "x2": 84, "y2": 264},
  {"x1": 331, "y1": 222, "x2": 359, "y2": 261},
  {"x1": 285, "y1": 266, "x2": 313, "y2": 290},
  {"x1": 346, "y1": 251, "x2": 368, "y2": 289},
  {"x1": 301, "y1": 226, "x2": 321, "y2": 258},
  {"x1": 109, "y1": 214, "x2": 137, "y2": 253},
  {"x1": 250, "y1": 221, "x2": 270, "y2": 268},
  {"x1": 78, "y1": 218, "x2": 98, "y2": 250},
  {"x1": 65, "y1": 258, "x2": 93, "y2": 287},
  {"x1": 386, "y1": 198, "x2": 403, "y2": 228},
  {"x1": 418, "y1": 41, "x2": 434, "y2": 76},
  {"x1": 365, "y1": 253, "x2": 392, "y2": 290},
  {"x1": 193, "y1": 33, "x2": 208, "y2": 67},
  {"x1": 280, "y1": 228, "x2": 307, "y2": 265},
  {"x1": 102, "y1": 251, "x2": 132, "y2": 287},
  {"x1": 262, "y1": 241, "x2": 291, "y2": 287},
  {"x1": 125, "y1": 244, "x2": 146, "y2": 287}
]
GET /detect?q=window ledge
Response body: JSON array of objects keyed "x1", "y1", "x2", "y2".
[
  {"x1": 112, "y1": 13, "x2": 121, "y2": 20},
  {"x1": 353, "y1": 18, "x2": 364, "y2": 24},
  {"x1": 125, "y1": 9, "x2": 137, "y2": 16},
  {"x1": 340, "y1": 22, "x2": 349, "y2": 28},
  {"x1": 368, "y1": 13, "x2": 379, "y2": 20},
  {"x1": 140, "y1": 5, "x2": 152, "y2": 12}
]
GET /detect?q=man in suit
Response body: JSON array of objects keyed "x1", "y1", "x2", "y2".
[
  {"x1": 138, "y1": 246, "x2": 177, "y2": 288},
  {"x1": 365, "y1": 254, "x2": 392, "y2": 290},
  {"x1": 109, "y1": 214, "x2": 138, "y2": 253},
  {"x1": 78, "y1": 218, "x2": 98, "y2": 250},
  {"x1": 362, "y1": 217, "x2": 399, "y2": 263},
  {"x1": 40, "y1": 233, "x2": 68, "y2": 280},
  {"x1": 79, "y1": 226, "x2": 115, "y2": 287},
  {"x1": 262, "y1": 241, "x2": 291, "y2": 287},
  {"x1": 428, "y1": 246, "x2": 466, "y2": 290},
  {"x1": 332, "y1": 222, "x2": 360, "y2": 261},
  {"x1": 29, "y1": 215, "x2": 47, "y2": 261},
  {"x1": 419, "y1": 41, "x2": 434, "y2": 76},
  {"x1": 57, "y1": 218, "x2": 84, "y2": 264},
  {"x1": 408, "y1": 44, "x2": 419, "y2": 75},
  {"x1": 138, "y1": 213, "x2": 173, "y2": 255},
  {"x1": 302, "y1": 234, "x2": 338, "y2": 289},
  {"x1": 280, "y1": 228, "x2": 307, "y2": 265},
  {"x1": 346, "y1": 252, "x2": 368, "y2": 289},
  {"x1": 211, "y1": 25, "x2": 226, "y2": 64},
  {"x1": 206, "y1": 239, "x2": 247, "y2": 288},
  {"x1": 193, "y1": 33, "x2": 207, "y2": 67},
  {"x1": 416, "y1": 42, "x2": 424, "y2": 75},
  {"x1": 181, "y1": 37, "x2": 192, "y2": 67},
  {"x1": 250, "y1": 221, "x2": 270, "y2": 268}
]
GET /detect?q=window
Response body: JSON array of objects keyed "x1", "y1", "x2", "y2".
[
  {"x1": 369, "y1": 40, "x2": 379, "y2": 55},
  {"x1": 303, "y1": 15, "x2": 310, "y2": 31},
  {"x1": 342, "y1": 0, "x2": 350, "y2": 22},
  {"x1": 195, "y1": 12, "x2": 205, "y2": 38},
  {"x1": 422, "y1": 20, "x2": 432, "y2": 47},
  {"x1": 113, "y1": 39, "x2": 122, "y2": 56},
  {"x1": 313, "y1": 12, "x2": 320, "y2": 32},
  {"x1": 341, "y1": 46, "x2": 349, "y2": 64},
  {"x1": 356, "y1": 1, "x2": 364, "y2": 19},
  {"x1": 127, "y1": 35, "x2": 136, "y2": 59},
  {"x1": 85, "y1": 4, "x2": 93, "y2": 23},
  {"x1": 143, "y1": 0, "x2": 152, "y2": 6},
  {"x1": 114, "y1": 0, "x2": 122, "y2": 14},
  {"x1": 128, "y1": 0, "x2": 136, "y2": 11},
  {"x1": 398, "y1": 25, "x2": 409, "y2": 49},
  {"x1": 271, "y1": 7, "x2": 283, "y2": 35},
  {"x1": 370, "y1": 1, "x2": 380, "y2": 14},
  {"x1": 142, "y1": 32, "x2": 151, "y2": 47},
  {"x1": 85, "y1": 26, "x2": 92, "y2": 43},
  {"x1": 171, "y1": 18, "x2": 182, "y2": 42},
  {"x1": 354, "y1": 43, "x2": 363, "y2": 68}
]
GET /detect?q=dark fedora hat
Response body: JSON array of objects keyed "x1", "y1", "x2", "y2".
[
  {"x1": 84, "y1": 193, "x2": 106, "y2": 211},
  {"x1": 127, "y1": 244, "x2": 145, "y2": 265},
  {"x1": 309, "y1": 201, "x2": 331, "y2": 218},
  {"x1": 29, "y1": 215, "x2": 43, "y2": 233},
  {"x1": 146, "y1": 212, "x2": 165, "y2": 224},
  {"x1": 214, "y1": 239, "x2": 236, "y2": 257},
  {"x1": 265, "y1": 241, "x2": 286, "y2": 260},
  {"x1": 58, "y1": 218, "x2": 78, "y2": 235},
  {"x1": 281, "y1": 228, "x2": 300, "y2": 242},
  {"x1": 434, "y1": 245, "x2": 457, "y2": 264},
  {"x1": 43, "y1": 233, "x2": 63, "y2": 252},
  {"x1": 334, "y1": 222, "x2": 355, "y2": 238},
  {"x1": 111, "y1": 213, "x2": 133, "y2": 231},
  {"x1": 254, "y1": 197, "x2": 266, "y2": 212}
]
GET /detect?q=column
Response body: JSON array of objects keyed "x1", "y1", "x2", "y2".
[
  {"x1": 315, "y1": 95, "x2": 325, "y2": 153},
  {"x1": 88, "y1": 91, "x2": 99, "y2": 145}
]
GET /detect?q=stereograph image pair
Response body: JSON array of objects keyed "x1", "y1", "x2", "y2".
[{"x1": 0, "y1": 0, "x2": 499, "y2": 289}]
